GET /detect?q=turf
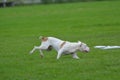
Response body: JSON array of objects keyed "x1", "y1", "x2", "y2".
[{"x1": 0, "y1": 1, "x2": 120, "y2": 80}]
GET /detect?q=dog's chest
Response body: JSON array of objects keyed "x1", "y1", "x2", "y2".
[{"x1": 63, "y1": 43, "x2": 78, "y2": 53}]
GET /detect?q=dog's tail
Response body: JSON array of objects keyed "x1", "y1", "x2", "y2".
[
  {"x1": 39, "y1": 36, "x2": 48, "y2": 41},
  {"x1": 39, "y1": 36, "x2": 43, "y2": 39}
]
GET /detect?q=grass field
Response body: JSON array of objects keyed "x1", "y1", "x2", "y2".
[{"x1": 0, "y1": 1, "x2": 120, "y2": 80}]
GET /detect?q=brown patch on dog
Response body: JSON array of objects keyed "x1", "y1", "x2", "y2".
[
  {"x1": 41, "y1": 37, "x2": 48, "y2": 42},
  {"x1": 60, "y1": 41, "x2": 66, "y2": 48},
  {"x1": 47, "y1": 46, "x2": 52, "y2": 51}
]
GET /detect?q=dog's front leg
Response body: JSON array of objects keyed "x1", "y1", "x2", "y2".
[
  {"x1": 57, "y1": 50, "x2": 63, "y2": 60},
  {"x1": 72, "y1": 53, "x2": 79, "y2": 59}
]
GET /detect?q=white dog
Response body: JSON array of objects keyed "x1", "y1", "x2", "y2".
[{"x1": 30, "y1": 36, "x2": 90, "y2": 59}]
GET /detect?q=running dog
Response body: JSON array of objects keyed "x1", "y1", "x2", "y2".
[{"x1": 30, "y1": 36, "x2": 90, "y2": 59}]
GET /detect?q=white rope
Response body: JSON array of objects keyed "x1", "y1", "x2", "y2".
[{"x1": 94, "y1": 46, "x2": 120, "y2": 49}]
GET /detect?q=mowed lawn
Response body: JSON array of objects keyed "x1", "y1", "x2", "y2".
[{"x1": 0, "y1": 1, "x2": 120, "y2": 80}]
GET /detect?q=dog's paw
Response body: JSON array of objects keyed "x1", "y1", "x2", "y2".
[
  {"x1": 29, "y1": 51, "x2": 33, "y2": 54},
  {"x1": 40, "y1": 54, "x2": 44, "y2": 58}
]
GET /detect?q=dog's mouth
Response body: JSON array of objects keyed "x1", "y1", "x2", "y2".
[
  {"x1": 84, "y1": 50, "x2": 89, "y2": 53},
  {"x1": 83, "y1": 50, "x2": 89, "y2": 53},
  {"x1": 47, "y1": 46, "x2": 52, "y2": 51},
  {"x1": 80, "y1": 50, "x2": 89, "y2": 53}
]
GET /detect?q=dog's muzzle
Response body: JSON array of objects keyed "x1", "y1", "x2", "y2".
[{"x1": 83, "y1": 47, "x2": 90, "y2": 53}]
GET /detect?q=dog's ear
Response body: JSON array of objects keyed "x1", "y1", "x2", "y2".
[
  {"x1": 78, "y1": 41, "x2": 83, "y2": 47},
  {"x1": 39, "y1": 36, "x2": 48, "y2": 42},
  {"x1": 39, "y1": 36, "x2": 43, "y2": 40},
  {"x1": 78, "y1": 41, "x2": 81, "y2": 44}
]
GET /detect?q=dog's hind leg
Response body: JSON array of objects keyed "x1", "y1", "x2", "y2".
[
  {"x1": 39, "y1": 49, "x2": 44, "y2": 58},
  {"x1": 72, "y1": 53, "x2": 79, "y2": 59},
  {"x1": 30, "y1": 45, "x2": 45, "y2": 58},
  {"x1": 30, "y1": 46, "x2": 40, "y2": 54}
]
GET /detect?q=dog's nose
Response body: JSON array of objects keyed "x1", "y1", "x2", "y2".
[{"x1": 85, "y1": 47, "x2": 90, "y2": 53}]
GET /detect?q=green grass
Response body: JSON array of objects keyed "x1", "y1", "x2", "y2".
[{"x1": 0, "y1": 1, "x2": 120, "y2": 80}]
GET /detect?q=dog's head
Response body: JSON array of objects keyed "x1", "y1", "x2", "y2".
[{"x1": 78, "y1": 41, "x2": 90, "y2": 53}]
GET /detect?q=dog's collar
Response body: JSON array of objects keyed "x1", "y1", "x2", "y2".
[{"x1": 60, "y1": 41, "x2": 66, "y2": 48}]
